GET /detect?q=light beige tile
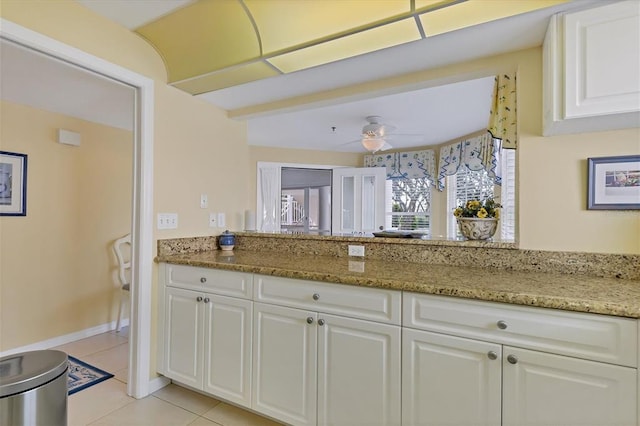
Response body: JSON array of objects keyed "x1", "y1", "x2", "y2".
[
  {"x1": 89, "y1": 396, "x2": 198, "y2": 426},
  {"x1": 68, "y1": 378, "x2": 134, "y2": 426},
  {"x1": 113, "y1": 366, "x2": 128, "y2": 384},
  {"x1": 111, "y1": 325, "x2": 130, "y2": 339},
  {"x1": 188, "y1": 416, "x2": 223, "y2": 426},
  {"x1": 153, "y1": 383, "x2": 221, "y2": 416},
  {"x1": 82, "y1": 342, "x2": 129, "y2": 373},
  {"x1": 53, "y1": 332, "x2": 127, "y2": 358},
  {"x1": 202, "y1": 403, "x2": 283, "y2": 426}
]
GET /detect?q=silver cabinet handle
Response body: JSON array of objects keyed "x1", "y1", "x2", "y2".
[
  {"x1": 318, "y1": 319, "x2": 326, "y2": 326},
  {"x1": 203, "y1": 297, "x2": 210, "y2": 304},
  {"x1": 306, "y1": 317, "x2": 314, "y2": 324},
  {"x1": 196, "y1": 296, "x2": 203, "y2": 302},
  {"x1": 200, "y1": 277, "x2": 207, "y2": 283},
  {"x1": 507, "y1": 354, "x2": 518, "y2": 364},
  {"x1": 497, "y1": 320, "x2": 508, "y2": 330},
  {"x1": 487, "y1": 351, "x2": 498, "y2": 360},
  {"x1": 313, "y1": 293, "x2": 320, "y2": 301}
]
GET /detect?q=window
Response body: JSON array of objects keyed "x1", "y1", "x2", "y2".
[
  {"x1": 447, "y1": 149, "x2": 516, "y2": 239},
  {"x1": 385, "y1": 177, "x2": 432, "y2": 232}
]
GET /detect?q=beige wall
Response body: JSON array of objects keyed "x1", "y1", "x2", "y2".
[
  {"x1": 0, "y1": 101, "x2": 133, "y2": 350},
  {"x1": 1, "y1": 0, "x2": 638, "y2": 358},
  {"x1": 246, "y1": 47, "x2": 639, "y2": 254}
]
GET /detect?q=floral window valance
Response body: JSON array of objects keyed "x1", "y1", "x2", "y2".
[
  {"x1": 437, "y1": 131, "x2": 502, "y2": 191},
  {"x1": 364, "y1": 149, "x2": 436, "y2": 185}
]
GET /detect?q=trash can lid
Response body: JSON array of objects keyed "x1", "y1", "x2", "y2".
[{"x1": 0, "y1": 350, "x2": 68, "y2": 397}]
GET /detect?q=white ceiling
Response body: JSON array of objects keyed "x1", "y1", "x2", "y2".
[{"x1": 1, "y1": 1, "x2": 599, "y2": 152}]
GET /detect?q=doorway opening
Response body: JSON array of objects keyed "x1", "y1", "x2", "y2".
[
  {"x1": 1, "y1": 19, "x2": 155, "y2": 398},
  {"x1": 280, "y1": 167, "x2": 332, "y2": 234}
]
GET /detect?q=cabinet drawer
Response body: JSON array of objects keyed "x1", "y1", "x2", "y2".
[
  {"x1": 166, "y1": 264, "x2": 253, "y2": 299},
  {"x1": 255, "y1": 275, "x2": 401, "y2": 325},
  {"x1": 403, "y1": 293, "x2": 637, "y2": 367}
]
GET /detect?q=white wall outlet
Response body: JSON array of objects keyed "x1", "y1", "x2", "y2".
[
  {"x1": 348, "y1": 245, "x2": 365, "y2": 257},
  {"x1": 209, "y1": 213, "x2": 216, "y2": 227},
  {"x1": 200, "y1": 194, "x2": 208, "y2": 209},
  {"x1": 157, "y1": 213, "x2": 178, "y2": 230},
  {"x1": 348, "y1": 260, "x2": 365, "y2": 272},
  {"x1": 217, "y1": 212, "x2": 226, "y2": 228}
]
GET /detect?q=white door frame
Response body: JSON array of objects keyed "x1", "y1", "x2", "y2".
[{"x1": 1, "y1": 19, "x2": 155, "y2": 398}]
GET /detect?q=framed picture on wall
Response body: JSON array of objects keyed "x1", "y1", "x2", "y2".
[
  {"x1": 0, "y1": 151, "x2": 28, "y2": 216},
  {"x1": 587, "y1": 155, "x2": 640, "y2": 210}
]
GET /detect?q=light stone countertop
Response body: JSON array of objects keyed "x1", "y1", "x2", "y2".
[{"x1": 156, "y1": 249, "x2": 640, "y2": 319}]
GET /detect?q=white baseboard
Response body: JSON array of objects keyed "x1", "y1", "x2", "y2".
[
  {"x1": 0, "y1": 318, "x2": 130, "y2": 358},
  {"x1": 147, "y1": 376, "x2": 171, "y2": 395}
]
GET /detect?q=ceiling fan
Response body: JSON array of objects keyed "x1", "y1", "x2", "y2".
[{"x1": 359, "y1": 115, "x2": 394, "y2": 153}]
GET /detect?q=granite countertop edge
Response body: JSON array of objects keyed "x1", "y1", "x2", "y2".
[{"x1": 156, "y1": 250, "x2": 640, "y2": 319}]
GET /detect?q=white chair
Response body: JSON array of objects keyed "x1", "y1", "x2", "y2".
[{"x1": 112, "y1": 233, "x2": 131, "y2": 332}]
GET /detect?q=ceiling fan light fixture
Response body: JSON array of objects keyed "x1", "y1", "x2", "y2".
[{"x1": 361, "y1": 138, "x2": 386, "y2": 153}]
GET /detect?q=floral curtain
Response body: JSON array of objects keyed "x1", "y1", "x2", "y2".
[
  {"x1": 488, "y1": 73, "x2": 517, "y2": 149},
  {"x1": 437, "y1": 131, "x2": 502, "y2": 191},
  {"x1": 364, "y1": 149, "x2": 436, "y2": 184}
]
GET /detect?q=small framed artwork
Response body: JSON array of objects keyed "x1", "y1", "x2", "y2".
[
  {"x1": 587, "y1": 155, "x2": 640, "y2": 210},
  {"x1": 0, "y1": 151, "x2": 28, "y2": 216}
]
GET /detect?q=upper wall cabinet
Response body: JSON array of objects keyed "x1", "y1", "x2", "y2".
[{"x1": 543, "y1": 1, "x2": 640, "y2": 136}]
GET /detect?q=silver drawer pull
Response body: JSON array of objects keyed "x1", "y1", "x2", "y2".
[
  {"x1": 497, "y1": 320, "x2": 508, "y2": 330},
  {"x1": 487, "y1": 351, "x2": 498, "y2": 360},
  {"x1": 204, "y1": 297, "x2": 210, "y2": 304},
  {"x1": 196, "y1": 296, "x2": 203, "y2": 302},
  {"x1": 306, "y1": 317, "x2": 314, "y2": 324},
  {"x1": 318, "y1": 319, "x2": 326, "y2": 326},
  {"x1": 312, "y1": 293, "x2": 320, "y2": 301},
  {"x1": 507, "y1": 354, "x2": 518, "y2": 364},
  {"x1": 200, "y1": 277, "x2": 207, "y2": 283}
]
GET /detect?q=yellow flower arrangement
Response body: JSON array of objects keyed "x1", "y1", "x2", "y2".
[{"x1": 453, "y1": 198, "x2": 501, "y2": 219}]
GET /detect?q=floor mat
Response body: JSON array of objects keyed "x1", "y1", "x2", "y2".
[{"x1": 67, "y1": 355, "x2": 114, "y2": 395}]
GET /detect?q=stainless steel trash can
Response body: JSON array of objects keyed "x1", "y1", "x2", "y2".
[{"x1": 0, "y1": 350, "x2": 68, "y2": 426}]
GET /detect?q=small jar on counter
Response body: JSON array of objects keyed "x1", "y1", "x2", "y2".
[{"x1": 218, "y1": 230, "x2": 235, "y2": 251}]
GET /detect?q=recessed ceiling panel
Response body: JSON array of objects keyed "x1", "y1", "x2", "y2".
[
  {"x1": 267, "y1": 18, "x2": 421, "y2": 73},
  {"x1": 172, "y1": 61, "x2": 281, "y2": 94},
  {"x1": 136, "y1": 0, "x2": 260, "y2": 82},
  {"x1": 246, "y1": 0, "x2": 412, "y2": 54},
  {"x1": 419, "y1": 0, "x2": 568, "y2": 36}
]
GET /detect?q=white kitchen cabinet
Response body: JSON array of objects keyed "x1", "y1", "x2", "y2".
[
  {"x1": 252, "y1": 303, "x2": 318, "y2": 426},
  {"x1": 202, "y1": 294, "x2": 252, "y2": 405},
  {"x1": 164, "y1": 286, "x2": 203, "y2": 389},
  {"x1": 159, "y1": 265, "x2": 253, "y2": 408},
  {"x1": 253, "y1": 275, "x2": 402, "y2": 426},
  {"x1": 502, "y1": 346, "x2": 637, "y2": 426},
  {"x1": 318, "y1": 314, "x2": 401, "y2": 426},
  {"x1": 543, "y1": 1, "x2": 640, "y2": 135},
  {"x1": 402, "y1": 328, "x2": 502, "y2": 426},
  {"x1": 403, "y1": 292, "x2": 638, "y2": 426}
]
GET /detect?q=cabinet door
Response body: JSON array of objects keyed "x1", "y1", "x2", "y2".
[
  {"x1": 402, "y1": 328, "x2": 502, "y2": 426},
  {"x1": 164, "y1": 287, "x2": 203, "y2": 389},
  {"x1": 502, "y1": 346, "x2": 637, "y2": 426},
  {"x1": 318, "y1": 314, "x2": 401, "y2": 426},
  {"x1": 203, "y1": 294, "x2": 252, "y2": 408},
  {"x1": 252, "y1": 303, "x2": 317, "y2": 426},
  {"x1": 563, "y1": 1, "x2": 640, "y2": 118}
]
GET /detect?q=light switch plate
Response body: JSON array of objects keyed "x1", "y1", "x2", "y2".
[
  {"x1": 217, "y1": 212, "x2": 226, "y2": 228},
  {"x1": 158, "y1": 213, "x2": 178, "y2": 229},
  {"x1": 200, "y1": 194, "x2": 208, "y2": 209}
]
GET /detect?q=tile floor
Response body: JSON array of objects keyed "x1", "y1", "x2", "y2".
[{"x1": 52, "y1": 328, "x2": 282, "y2": 426}]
